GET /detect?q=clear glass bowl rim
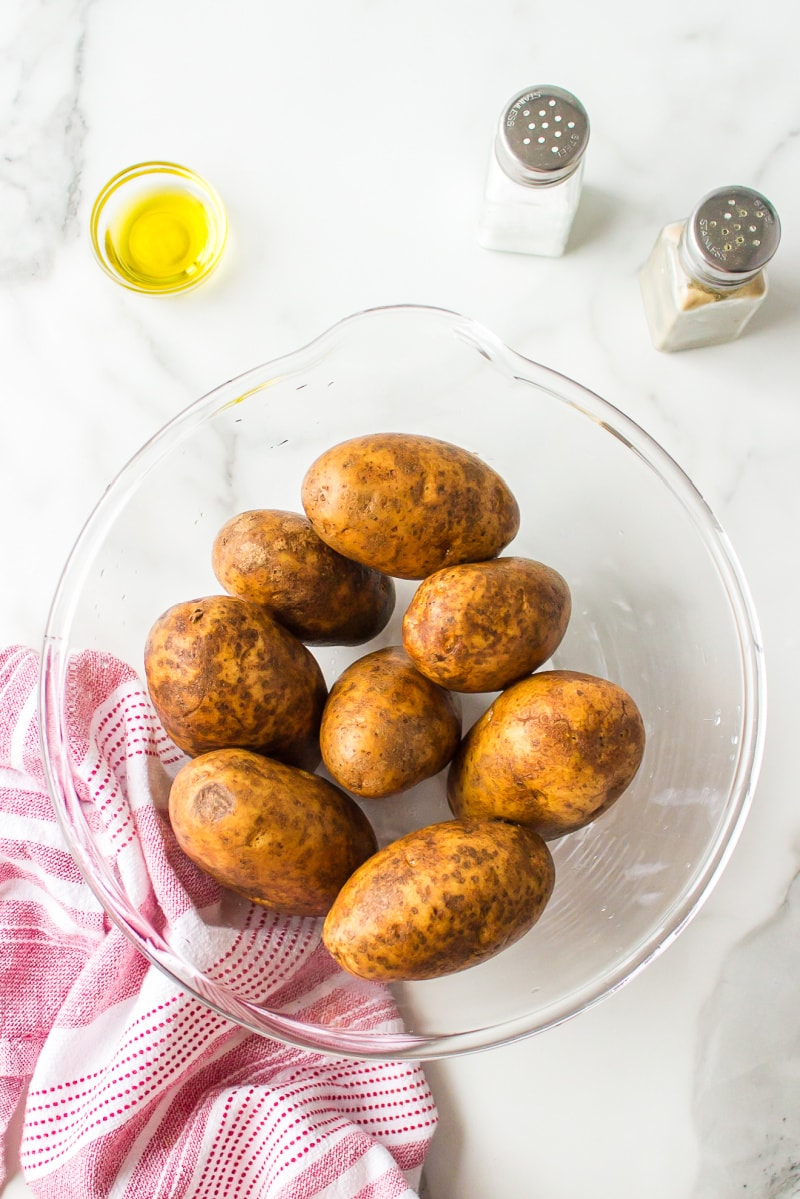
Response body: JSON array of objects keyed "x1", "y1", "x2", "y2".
[{"x1": 38, "y1": 303, "x2": 767, "y2": 1060}]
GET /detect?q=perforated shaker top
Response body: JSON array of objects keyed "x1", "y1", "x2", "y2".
[
  {"x1": 495, "y1": 86, "x2": 590, "y2": 185},
  {"x1": 680, "y1": 186, "x2": 781, "y2": 288}
]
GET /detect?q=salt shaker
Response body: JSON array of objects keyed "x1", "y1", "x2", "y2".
[
  {"x1": 478, "y1": 85, "x2": 590, "y2": 257},
  {"x1": 639, "y1": 186, "x2": 781, "y2": 352}
]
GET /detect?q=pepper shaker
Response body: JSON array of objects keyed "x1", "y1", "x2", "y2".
[
  {"x1": 639, "y1": 186, "x2": 781, "y2": 351},
  {"x1": 478, "y1": 85, "x2": 590, "y2": 257}
]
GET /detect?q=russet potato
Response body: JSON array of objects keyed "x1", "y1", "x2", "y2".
[
  {"x1": 144, "y1": 595, "x2": 327, "y2": 770},
  {"x1": 301, "y1": 432, "x2": 520, "y2": 579},
  {"x1": 169, "y1": 748, "x2": 378, "y2": 917},
  {"x1": 322, "y1": 818, "x2": 555, "y2": 981},
  {"x1": 447, "y1": 669, "x2": 646, "y2": 839},
  {"x1": 402, "y1": 556, "x2": 571, "y2": 693},
  {"x1": 211, "y1": 508, "x2": 395, "y2": 645},
  {"x1": 146, "y1": 428, "x2": 650, "y2": 983},
  {"x1": 320, "y1": 646, "x2": 462, "y2": 799}
]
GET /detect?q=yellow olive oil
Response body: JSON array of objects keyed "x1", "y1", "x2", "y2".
[{"x1": 103, "y1": 187, "x2": 218, "y2": 292}]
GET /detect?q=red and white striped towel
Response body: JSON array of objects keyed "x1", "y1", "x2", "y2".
[{"x1": 0, "y1": 646, "x2": 436, "y2": 1198}]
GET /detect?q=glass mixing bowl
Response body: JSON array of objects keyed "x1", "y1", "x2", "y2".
[{"x1": 39, "y1": 305, "x2": 765, "y2": 1059}]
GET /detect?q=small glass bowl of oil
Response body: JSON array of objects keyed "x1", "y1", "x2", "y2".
[{"x1": 90, "y1": 162, "x2": 227, "y2": 294}]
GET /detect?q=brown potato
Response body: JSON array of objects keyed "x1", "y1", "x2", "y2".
[
  {"x1": 211, "y1": 509, "x2": 395, "y2": 645},
  {"x1": 301, "y1": 432, "x2": 520, "y2": 579},
  {"x1": 169, "y1": 748, "x2": 378, "y2": 916},
  {"x1": 144, "y1": 595, "x2": 327, "y2": 770},
  {"x1": 402, "y1": 556, "x2": 571, "y2": 693},
  {"x1": 320, "y1": 646, "x2": 462, "y2": 799},
  {"x1": 447, "y1": 670, "x2": 646, "y2": 839},
  {"x1": 322, "y1": 818, "x2": 555, "y2": 981}
]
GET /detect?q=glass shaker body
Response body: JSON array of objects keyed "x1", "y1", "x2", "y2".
[
  {"x1": 478, "y1": 86, "x2": 589, "y2": 258},
  {"x1": 640, "y1": 187, "x2": 780, "y2": 352}
]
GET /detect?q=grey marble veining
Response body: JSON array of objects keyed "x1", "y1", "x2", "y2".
[
  {"x1": 693, "y1": 873, "x2": 800, "y2": 1198},
  {"x1": 0, "y1": 0, "x2": 93, "y2": 280}
]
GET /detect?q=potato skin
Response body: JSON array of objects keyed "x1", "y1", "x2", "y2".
[
  {"x1": 322, "y1": 819, "x2": 555, "y2": 981},
  {"x1": 301, "y1": 432, "x2": 520, "y2": 579},
  {"x1": 320, "y1": 646, "x2": 462, "y2": 799},
  {"x1": 402, "y1": 557, "x2": 571, "y2": 693},
  {"x1": 144, "y1": 595, "x2": 327, "y2": 770},
  {"x1": 211, "y1": 509, "x2": 395, "y2": 646},
  {"x1": 169, "y1": 748, "x2": 378, "y2": 916},
  {"x1": 447, "y1": 670, "x2": 646, "y2": 839}
]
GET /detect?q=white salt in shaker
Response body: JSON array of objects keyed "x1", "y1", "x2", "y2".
[
  {"x1": 639, "y1": 186, "x2": 781, "y2": 352},
  {"x1": 478, "y1": 85, "x2": 590, "y2": 257}
]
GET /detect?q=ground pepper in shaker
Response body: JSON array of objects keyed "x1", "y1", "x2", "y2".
[
  {"x1": 478, "y1": 85, "x2": 590, "y2": 257},
  {"x1": 639, "y1": 186, "x2": 781, "y2": 351}
]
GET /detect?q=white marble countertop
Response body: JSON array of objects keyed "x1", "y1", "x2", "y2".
[{"x1": 2, "y1": 2, "x2": 799, "y2": 1196}]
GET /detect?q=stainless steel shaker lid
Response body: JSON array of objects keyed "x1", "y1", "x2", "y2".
[
  {"x1": 495, "y1": 85, "x2": 589, "y2": 185},
  {"x1": 680, "y1": 186, "x2": 781, "y2": 288}
]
